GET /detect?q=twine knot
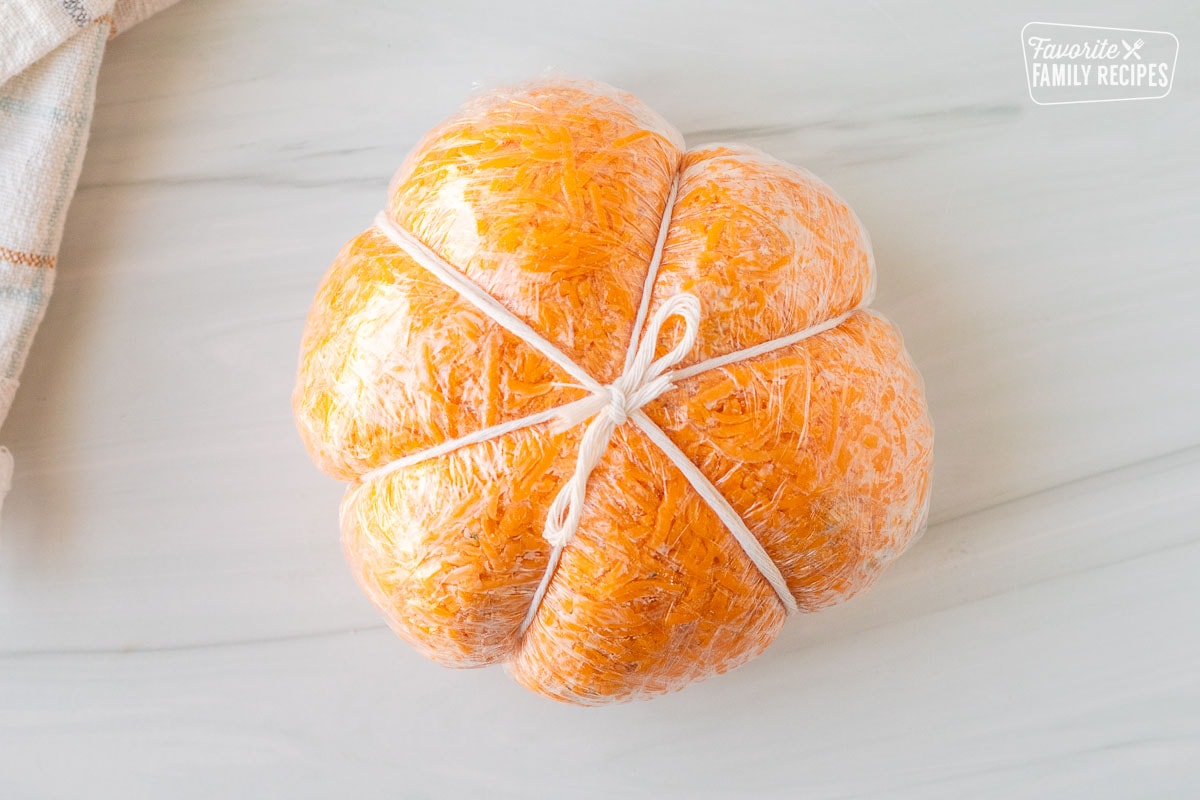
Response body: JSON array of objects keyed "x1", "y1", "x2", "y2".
[{"x1": 604, "y1": 384, "x2": 630, "y2": 425}]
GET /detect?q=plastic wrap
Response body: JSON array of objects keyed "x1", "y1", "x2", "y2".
[{"x1": 293, "y1": 78, "x2": 933, "y2": 705}]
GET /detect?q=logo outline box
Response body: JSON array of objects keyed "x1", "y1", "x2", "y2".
[{"x1": 1021, "y1": 21, "x2": 1180, "y2": 106}]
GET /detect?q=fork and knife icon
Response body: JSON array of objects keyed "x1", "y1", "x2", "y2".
[{"x1": 1122, "y1": 38, "x2": 1145, "y2": 60}]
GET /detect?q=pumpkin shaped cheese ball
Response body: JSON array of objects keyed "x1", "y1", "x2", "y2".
[{"x1": 294, "y1": 79, "x2": 933, "y2": 705}]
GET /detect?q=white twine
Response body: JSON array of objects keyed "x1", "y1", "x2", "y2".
[{"x1": 368, "y1": 182, "x2": 862, "y2": 632}]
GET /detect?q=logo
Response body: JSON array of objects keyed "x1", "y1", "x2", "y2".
[{"x1": 1022, "y1": 22, "x2": 1179, "y2": 105}]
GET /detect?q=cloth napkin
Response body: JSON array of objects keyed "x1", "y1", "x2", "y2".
[{"x1": 0, "y1": 0, "x2": 179, "y2": 520}]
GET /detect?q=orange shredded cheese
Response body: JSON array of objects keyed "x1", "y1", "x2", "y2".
[{"x1": 293, "y1": 78, "x2": 933, "y2": 705}]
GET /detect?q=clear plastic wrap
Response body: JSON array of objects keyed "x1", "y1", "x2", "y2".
[{"x1": 293, "y1": 78, "x2": 933, "y2": 705}]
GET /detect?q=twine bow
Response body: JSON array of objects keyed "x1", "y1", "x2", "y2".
[{"x1": 543, "y1": 294, "x2": 700, "y2": 547}]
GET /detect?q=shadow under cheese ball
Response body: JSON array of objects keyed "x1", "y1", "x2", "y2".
[{"x1": 293, "y1": 78, "x2": 933, "y2": 705}]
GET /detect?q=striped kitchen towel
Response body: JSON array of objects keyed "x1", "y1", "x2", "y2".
[{"x1": 0, "y1": 0, "x2": 179, "y2": 521}]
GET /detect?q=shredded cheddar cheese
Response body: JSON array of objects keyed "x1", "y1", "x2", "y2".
[{"x1": 293, "y1": 79, "x2": 933, "y2": 705}]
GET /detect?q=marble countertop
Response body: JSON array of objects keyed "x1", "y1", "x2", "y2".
[{"x1": 2, "y1": 0, "x2": 1198, "y2": 796}]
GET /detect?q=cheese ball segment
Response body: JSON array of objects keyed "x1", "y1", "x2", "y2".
[{"x1": 293, "y1": 78, "x2": 934, "y2": 705}]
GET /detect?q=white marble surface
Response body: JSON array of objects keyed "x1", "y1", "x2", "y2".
[{"x1": 2, "y1": 0, "x2": 1199, "y2": 796}]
